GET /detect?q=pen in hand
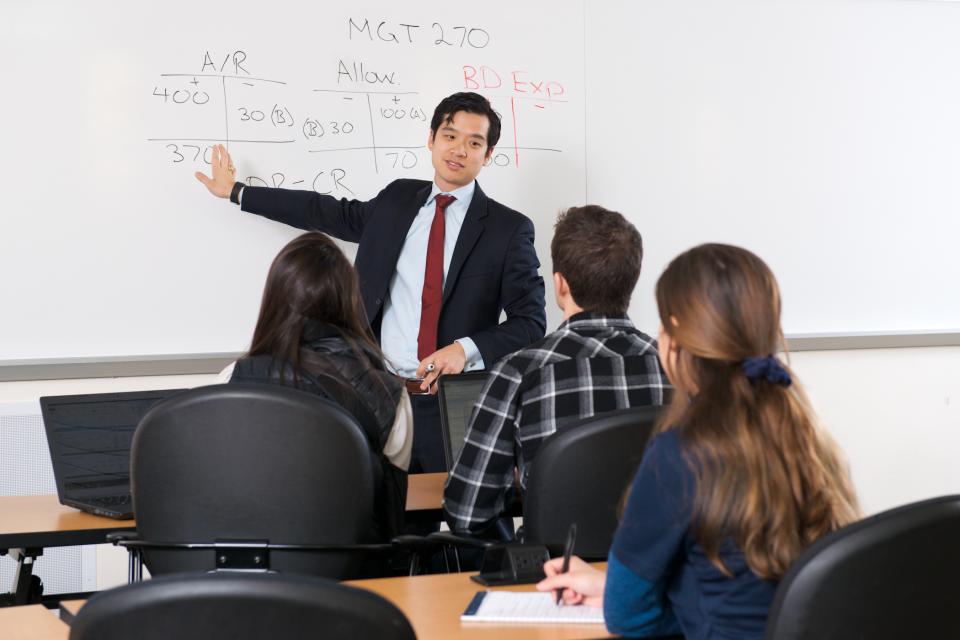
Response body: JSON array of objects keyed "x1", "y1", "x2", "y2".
[{"x1": 555, "y1": 522, "x2": 578, "y2": 606}]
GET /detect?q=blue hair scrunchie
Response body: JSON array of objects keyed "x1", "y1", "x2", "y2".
[{"x1": 742, "y1": 355, "x2": 792, "y2": 387}]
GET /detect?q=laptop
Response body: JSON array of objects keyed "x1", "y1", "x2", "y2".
[
  {"x1": 437, "y1": 372, "x2": 489, "y2": 470},
  {"x1": 40, "y1": 389, "x2": 185, "y2": 519}
]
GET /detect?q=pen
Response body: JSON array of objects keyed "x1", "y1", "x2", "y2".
[{"x1": 555, "y1": 522, "x2": 578, "y2": 606}]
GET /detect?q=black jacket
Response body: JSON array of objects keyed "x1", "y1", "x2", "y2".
[
  {"x1": 230, "y1": 322, "x2": 408, "y2": 541},
  {"x1": 241, "y1": 179, "x2": 547, "y2": 364}
]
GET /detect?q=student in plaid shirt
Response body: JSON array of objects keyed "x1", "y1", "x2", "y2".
[{"x1": 443, "y1": 205, "x2": 670, "y2": 535}]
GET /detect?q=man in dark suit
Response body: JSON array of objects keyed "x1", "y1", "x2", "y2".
[{"x1": 196, "y1": 92, "x2": 546, "y2": 473}]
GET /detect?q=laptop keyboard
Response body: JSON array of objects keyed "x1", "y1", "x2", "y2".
[{"x1": 87, "y1": 495, "x2": 132, "y2": 508}]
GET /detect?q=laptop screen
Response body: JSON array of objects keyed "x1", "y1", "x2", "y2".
[
  {"x1": 437, "y1": 373, "x2": 489, "y2": 470},
  {"x1": 40, "y1": 390, "x2": 185, "y2": 500}
]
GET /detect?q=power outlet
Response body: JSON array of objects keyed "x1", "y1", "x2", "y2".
[
  {"x1": 474, "y1": 543, "x2": 550, "y2": 586},
  {"x1": 509, "y1": 547, "x2": 549, "y2": 581}
]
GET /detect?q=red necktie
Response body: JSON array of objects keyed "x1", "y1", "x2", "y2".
[{"x1": 417, "y1": 194, "x2": 456, "y2": 361}]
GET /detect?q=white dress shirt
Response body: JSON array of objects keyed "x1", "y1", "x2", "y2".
[{"x1": 379, "y1": 181, "x2": 484, "y2": 376}]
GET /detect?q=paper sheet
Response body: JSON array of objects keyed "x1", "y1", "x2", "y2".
[{"x1": 461, "y1": 591, "x2": 605, "y2": 624}]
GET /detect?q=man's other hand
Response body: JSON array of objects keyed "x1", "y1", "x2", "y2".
[{"x1": 416, "y1": 342, "x2": 467, "y2": 394}]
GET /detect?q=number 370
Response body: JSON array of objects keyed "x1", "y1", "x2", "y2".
[{"x1": 166, "y1": 144, "x2": 212, "y2": 164}]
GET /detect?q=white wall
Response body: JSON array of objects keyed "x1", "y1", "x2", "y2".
[{"x1": 789, "y1": 346, "x2": 960, "y2": 516}]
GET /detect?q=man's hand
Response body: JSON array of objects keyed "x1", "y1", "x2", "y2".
[
  {"x1": 195, "y1": 144, "x2": 237, "y2": 198},
  {"x1": 415, "y1": 342, "x2": 467, "y2": 394}
]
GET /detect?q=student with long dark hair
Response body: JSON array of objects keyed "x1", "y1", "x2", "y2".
[
  {"x1": 537, "y1": 244, "x2": 859, "y2": 639},
  {"x1": 220, "y1": 232, "x2": 412, "y2": 541}
]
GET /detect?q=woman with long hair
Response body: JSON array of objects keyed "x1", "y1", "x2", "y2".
[
  {"x1": 219, "y1": 232, "x2": 412, "y2": 541},
  {"x1": 537, "y1": 244, "x2": 859, "y2": 639}
]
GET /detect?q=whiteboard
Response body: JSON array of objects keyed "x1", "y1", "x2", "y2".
[
  {"x1": 0, "y1": 0, "x2": 585, "y2": 360},
  {"x1": 586, "y1": 0, "x2": 960, "y2": 338},
  {"x1": 6, "y1": 0, "x2": 960, "y2": 366}
]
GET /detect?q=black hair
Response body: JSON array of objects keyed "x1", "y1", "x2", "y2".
[{"x1": 430, "y1": 92, "x2": 501, "y2": 148}]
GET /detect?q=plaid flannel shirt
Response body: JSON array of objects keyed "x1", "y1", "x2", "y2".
[{"x1": 442, "y1": 312, "x2": 670, "y2": 535}]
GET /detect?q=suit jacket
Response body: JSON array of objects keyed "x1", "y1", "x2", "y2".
[{"x1": 241, "y1": 179, "x2": 546, "y2": 367}]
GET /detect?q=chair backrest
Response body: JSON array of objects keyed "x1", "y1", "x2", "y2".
[
  {"x1": 764, "y1": 494, "x2": 960, "y2": 640},
  {"x1": 69, "y1": 572, "x2": 416, "y2": 640},
  {"x1": 523, "y1": 405, "x2": 662, "y2": 559},
  {"x1": 131, "y1": 383, "x2": 376, "y2": 578}
]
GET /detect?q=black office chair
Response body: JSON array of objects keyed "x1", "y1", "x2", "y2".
[
  {"x1": 68, "y1": 572, "x2": 415, "y2": 640},
  {"x1": 433, "y1": 405, "x2": 663, "y2": 568},
  {"x1": 764, "y1": 494, "x2": 960, "y2": 640},
  {"x1": 522, "y1": 405, "x2": 663, "y2": 558},
  {"x1": 116, "y1": 383, "x2": 393, "y2": 579}
]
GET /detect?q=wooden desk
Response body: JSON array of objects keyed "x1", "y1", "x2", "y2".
[
  {"x1": 57, "y1": 566, "x2": 612, "y2": 639},
  {"x1": 0, "y1": 472, "x2": 445, "y2": 547},
  {"x1": 0, "y1": 605, "x2": 69, "y2": 640},
  {"x1": 0, "y1": 472, "x2": 445, "y2": 549},
  {"x1": 345, "y1": 568, "x2": 613, "y2": 640},
  {"x1": 58, "y1": 600, "x2": 83, "y2": 625},
  {"x1": 0, "y1": 473, "x2": 447, "y2": 604},
  {"x1": 0, "y1": 497, "x2": 136, "y2": 606},
  {"x1": 0, "y1": 497, "x2": 136, "y2": 551},
  {"x1": 406, "y1": 471, "x2": 447, "y2": 514}
]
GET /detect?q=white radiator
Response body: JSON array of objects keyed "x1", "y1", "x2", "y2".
[{"x1": 0, "y1": 401, "x2": 96, "y2": 594}]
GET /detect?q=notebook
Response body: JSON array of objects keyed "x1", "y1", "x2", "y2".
[
  {"x1": 461, "y1": 591, "x2": 605, "y2": 624},
  {"x1": 40, "y1": 389, "x2": 185, "y2": 519},
  {"x1": 437, "y1": 372, "x2": 488, "y2": 470}
]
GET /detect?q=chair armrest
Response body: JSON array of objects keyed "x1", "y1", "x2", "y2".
[
  {"x1": 427, "y1": 531, "x2": 496, "y2": 549},
  {"x1": 388, "y1": 534, "x2": 444, "y2": 552},
  {"x1": 106, "y1": 531, "x2": 140, "y2": 545}
]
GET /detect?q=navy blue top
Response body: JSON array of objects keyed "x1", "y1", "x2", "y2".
[{"x1": 606, "y1": 429, "x2": 777, "y2": 639}]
